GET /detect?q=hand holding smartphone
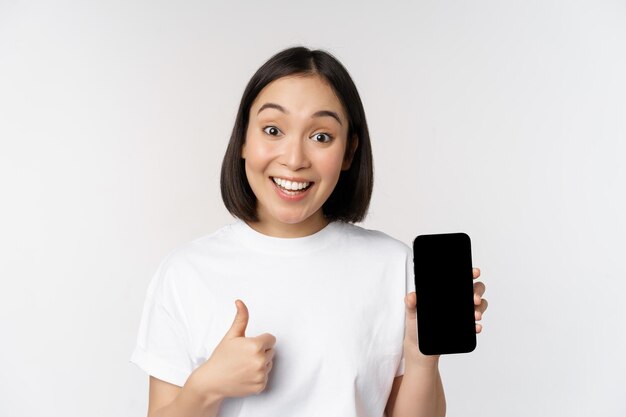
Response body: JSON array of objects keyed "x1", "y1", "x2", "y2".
[{"x1": 413, "y1": 233, "x2": 477, "y2": 355}]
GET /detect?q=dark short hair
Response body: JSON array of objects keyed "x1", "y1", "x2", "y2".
[{"x1": 220, "y1": 46, "x2": 373, "y2": 223}]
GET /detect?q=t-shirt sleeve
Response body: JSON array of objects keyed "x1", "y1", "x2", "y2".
[
  {"x1": 129, "y1": 255, "x2": 194, "y2": 387},
  {"x1": 395, "y1": 244, "x2": 416, "y2": 377}
]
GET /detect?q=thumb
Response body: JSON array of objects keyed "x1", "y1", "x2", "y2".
[
  {"x1": 404, "y1": 292, "x2": 419, "y2": 344},
  {"x1": 224, "y1": 299, "x2": 249, "y2": 339},
  {"x1": 405, "y1": 292, "x2": 417, "y2": 321}
]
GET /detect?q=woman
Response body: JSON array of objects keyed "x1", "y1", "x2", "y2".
[{"x1": 130, "y1": 46, "x2": 488, "y2": 417}]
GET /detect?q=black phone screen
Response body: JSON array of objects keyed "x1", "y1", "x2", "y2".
[{"x1": 413, "y1": 233, "x2": 476, "y2": 355}]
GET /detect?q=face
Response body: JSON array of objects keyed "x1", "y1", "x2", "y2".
[{"x1": 241, "y1": 74, "x2": 358, "y2": 237}]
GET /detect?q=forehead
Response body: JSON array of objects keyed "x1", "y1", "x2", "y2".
[{"x1": 251, "y1": 75, "x2": 345, "y2": 118}]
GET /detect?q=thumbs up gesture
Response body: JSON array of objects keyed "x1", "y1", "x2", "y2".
[{"x1": 189, "y1": 300, "x2": 276, "y2": 401}]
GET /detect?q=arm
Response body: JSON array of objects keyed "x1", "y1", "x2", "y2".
[
  {"x1": 385, "y1": 358, "x2": 446, "y2": 417},
  {"x1": 146, "y1": 299, "x2": 277, "y2": 417},
  {"x1": 386, "y1": 267, "x2": 487, "y2": 417},
  {"x1": 148, "y1": 374, "x2": 224, "y2": 417}
]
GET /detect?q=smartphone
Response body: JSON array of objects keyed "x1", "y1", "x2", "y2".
[{"x1": 413, "y1": 233, "x2": 476, "y2": 355}]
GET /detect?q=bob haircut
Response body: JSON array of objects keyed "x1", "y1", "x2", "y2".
[{"x1": 220, "y1": 46, "x2": 373, "y2": 223}]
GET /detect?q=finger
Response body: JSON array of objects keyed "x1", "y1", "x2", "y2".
[
  {"x1": 474, "y1": 299, "x2": 488, "y2": 320},
  {"x1": 224, "y1": 299, "x2": 249, "y2": 339},
  {"x1": 474, "y1": 282, "x2": 486, "y2": 305},
  {"x1": 405, "y1": 292, "x2": 417, "y2": 309},
  {"x1": 476, "y1": 323, "x2": 483, "y2": 333},
  {"x1": 255, "y1": 333, "x2": 277, "y2": 350},
  {"x1": 473, "y1": 267, "x2": 481, "y2": 279},
  {"x1": 265, "y1": 347, "x2": 275, "y2": 362},
  {"x1": 478, "y1": 298, "x2": 488, "y2": 315},
  {"x1": 405, "y1": 292, "x2": 417, "y2": 321}
]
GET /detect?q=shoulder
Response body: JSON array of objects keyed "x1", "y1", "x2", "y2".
[
  {"x1": 159, "y1": 224, "x2": 231, "y2": 264},
  {"x1": 338, "y1": 222, "x2": 412, "y2": 257},
  {"x1": 171, "y1": 221, "x2": 247, "y2": 261},
  {"x1": 147, "y1": 223, "x2": 236, "y2": 297}
]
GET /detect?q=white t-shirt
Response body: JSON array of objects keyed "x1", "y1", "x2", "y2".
[{"x1": 130, "y1": 218, "x2": 416, "y2": 417}]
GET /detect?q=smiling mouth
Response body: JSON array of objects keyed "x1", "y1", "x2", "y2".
[{"x1": 270, "y1": 176, "x2": 314, "y2": 193}]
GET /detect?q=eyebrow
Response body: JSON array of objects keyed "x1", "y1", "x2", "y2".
[{"x1": 257, "y1": 102, "x2": 343, "y2": 126}]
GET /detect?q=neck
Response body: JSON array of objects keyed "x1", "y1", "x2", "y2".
[{"x1": 245, "y1": 211, "x2": 329, "y2": 238}]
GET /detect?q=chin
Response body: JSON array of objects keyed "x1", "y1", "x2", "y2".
[
  {"x1": 274, "y1": 211, "x2": 313, "y2": 225},
  {"x1": 276, "y1": 216, "x2": 309, "y2": 225}
]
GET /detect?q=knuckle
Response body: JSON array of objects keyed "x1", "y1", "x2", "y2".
[
  {"x1": 255, "y1": 380, "x2": 267, "y2": 394},
  {"x1": 248, "y1": 340, "x2": 263, "y2": 353}
]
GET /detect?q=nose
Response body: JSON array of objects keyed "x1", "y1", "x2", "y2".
[{"x1": 280, "y1": 135, "x2": 310, "y2": 170}]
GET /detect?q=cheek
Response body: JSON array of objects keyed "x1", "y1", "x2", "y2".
[
  {"x1": 243, "y1": 136, "x2": 275, "y2": 170},
  {"x1": 316, "y1": 151, "x2": 346, "y2": 179}
]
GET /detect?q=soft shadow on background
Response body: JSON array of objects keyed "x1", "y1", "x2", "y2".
[{"x1": 0, "y1": 1, "x2": 624, "y2": 416}]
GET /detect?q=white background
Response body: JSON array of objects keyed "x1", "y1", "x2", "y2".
[{"x1": 1, "y1": 1, "x2": 624, "y2": 416}]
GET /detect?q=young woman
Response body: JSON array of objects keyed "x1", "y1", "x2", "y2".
[{"x1": 130, "y1": 46, "x2": 488, "y2": 417}]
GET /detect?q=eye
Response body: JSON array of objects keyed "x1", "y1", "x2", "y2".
[
  {"x1": 311, "y1": 132, "x2": 333, "y2": 143},
  {"x1": 263, "y1": 126, "x2": 282, "y2": 136}
]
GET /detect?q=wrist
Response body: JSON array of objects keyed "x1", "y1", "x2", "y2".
[
  {"x1": 404, "y1": 342, "x2": 441, "y2": 369},
  {"x1": 185, "y1": 371, "x2": 225, "y2": 411}
]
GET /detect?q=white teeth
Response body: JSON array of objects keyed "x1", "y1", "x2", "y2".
[{"x1": 272, "y1": 177, "x2": 311, "y2": 190}]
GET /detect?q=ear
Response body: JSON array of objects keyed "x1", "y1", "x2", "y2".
[
  {"x1": 341, "y1": 134, "x2": 359, "y2": 171},
  {"x1": 241, "y1": 141, "x2": 247, "y2": 160}
]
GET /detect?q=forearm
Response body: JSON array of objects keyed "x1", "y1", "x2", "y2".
[
  {"x1": 390, "y1": 358, "x2": 446, "y2": 417},
  {"x1": 151, "y1": 376, "x2": 224, "y2": 417}
]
